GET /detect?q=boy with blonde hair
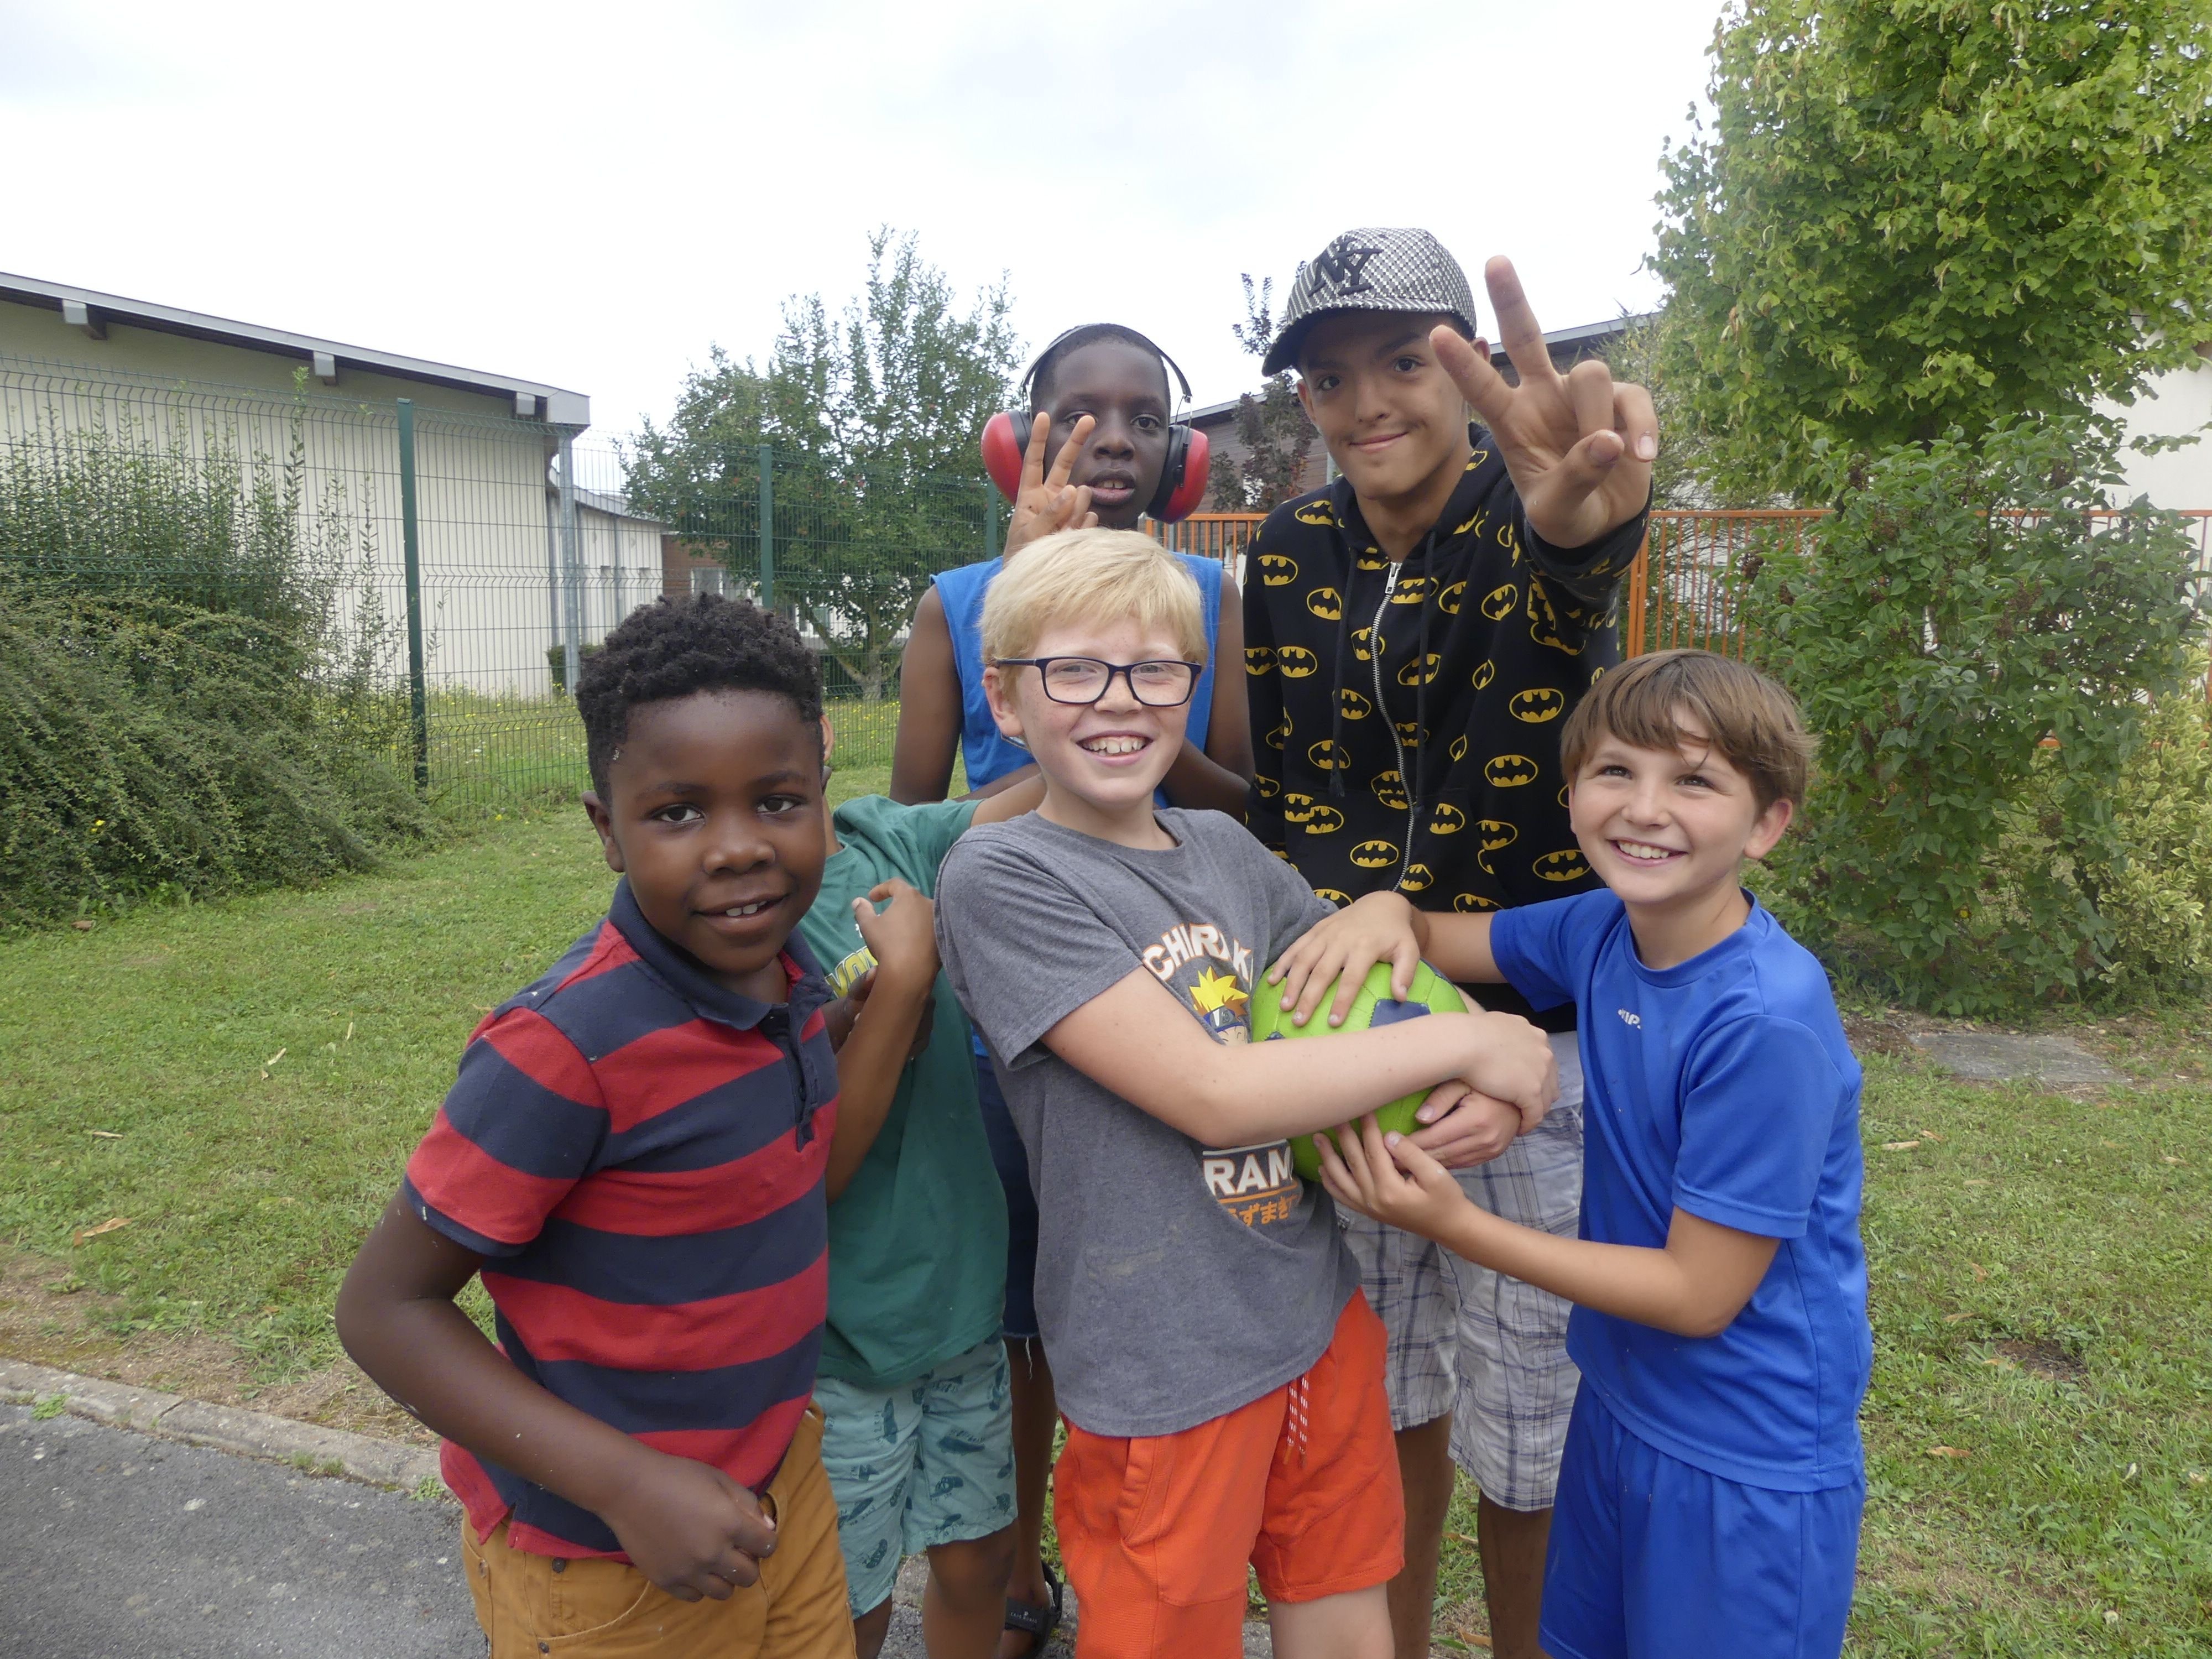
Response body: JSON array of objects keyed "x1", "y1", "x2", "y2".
[
  {"x1": 1275, "y1": 650, "x2": 1870, "y2": 1659},
  {"x1": 932, "y1": 528, "x2": 1559, "y2": 1659}
]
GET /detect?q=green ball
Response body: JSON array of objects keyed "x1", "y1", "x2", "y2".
[{"x1": 1248, "y1": 960, "x2": 1468, "y2": 1180}]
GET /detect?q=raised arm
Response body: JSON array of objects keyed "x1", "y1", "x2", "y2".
[
  {"x1": 336, "y1": 1198, "x2": 776, "y2": 1596},
  {"x1": 889, "y1": 587, "x2": 963, "y2": 804},
  {"x1": 823, "y1": 881, "x2": 939, "y2": 1200},
  {"x1": 1041, "y1": 964, "x2": 1556, "y2": 1146}
]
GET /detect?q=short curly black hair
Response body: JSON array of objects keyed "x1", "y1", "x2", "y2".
[{"x1": 576, "y1": 593, "x2": 823, "y2": 797}]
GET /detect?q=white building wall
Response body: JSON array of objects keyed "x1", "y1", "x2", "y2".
[
  {"x1": 0, "y1": 306, "x2": 640, "y2": 697},
  {"x1": 2108, "y1": 354, "x2": 2212, "y2": 512}
]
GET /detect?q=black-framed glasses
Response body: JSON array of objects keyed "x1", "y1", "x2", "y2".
[{"x1": 994, "y1": 656, "x2": 1204, "y2": 707}]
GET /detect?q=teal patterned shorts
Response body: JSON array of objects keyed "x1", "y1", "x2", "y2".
[{"x1": 813, "y1": 1335, "x2": 1016, "y2": 1616}]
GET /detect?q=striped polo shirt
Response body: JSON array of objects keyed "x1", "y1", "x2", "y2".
[{"x1": 403, "y1": 878, "x2": 837, "y2": 1558}]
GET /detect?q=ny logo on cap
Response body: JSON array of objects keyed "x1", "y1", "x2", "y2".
[{"x1": 1312, "y1": 237, "x2": 1380, "y2": 298}]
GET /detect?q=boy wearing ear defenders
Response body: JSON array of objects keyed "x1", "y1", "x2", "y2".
[
  {"x1": 889, "y1": 324, "x2": 1255, "y2": 1657},
  {"x1": 1244, "y1": 229, "x2": 1658, "y2": 1659}
]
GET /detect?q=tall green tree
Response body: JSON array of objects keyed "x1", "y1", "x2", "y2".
[
  {"x1": 1654, "y1": 0, "x2": 2212, "y2": 500},
  {"x1": 1208, "y1": 274, "x2": 1319, "y2": 512},
  {"x1": 625, "y1": 229, "x2": 1020, "y2": 700}
]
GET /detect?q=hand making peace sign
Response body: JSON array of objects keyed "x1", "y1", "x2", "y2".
[
  {"x1": 1001, "y1": 411, "x2": 1099, "y2": 560},
  {"x1": 1437, "y1": 257, "x2": 1658, "y2": 550}
]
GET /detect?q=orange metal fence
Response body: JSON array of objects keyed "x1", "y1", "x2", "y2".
[
  {"x1": 1170, "y1": 508, "x2": 2212, "y2": 668},
  {"x1": 1149, "y1": 512, "x2": 1266, "y2": 570}
]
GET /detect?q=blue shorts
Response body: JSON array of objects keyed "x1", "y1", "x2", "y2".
[
  {"x1": 815, "y1": 1336, "x2": 1017, "y2": 1617},
  {"x1": 973, "y1": 1052, "x2": 1040, "y2": 1342},
  {"x1": 1541, "y1": 1389, "x2": 1863, "y2": 1659}
]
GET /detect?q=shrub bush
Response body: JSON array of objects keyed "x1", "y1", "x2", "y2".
[
  {"x1": 0, "y1": 407, "x2": 427, "y2": 927},
  {"x1": 1996, "y1": 661, "x2": 2212, "y2": 999},
  {"x1": 1747, "y1": 418, "x2": 2205, "y2": 1012}
]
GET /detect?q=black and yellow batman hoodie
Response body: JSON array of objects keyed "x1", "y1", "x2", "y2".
[{"x1": 1243, "y1": 428, "x2": 1646, "y2": 1028}]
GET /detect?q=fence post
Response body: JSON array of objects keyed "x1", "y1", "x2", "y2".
[
  {"x1": 395, "y1": 398, "x2": 430, "y2": 790},
  {"x1": 557, "y1": 429, "x2": 583, "y2": 694},
  {"x1": 757, "y1": 444, "x2": 776, "y2": 610},
  {"x1": 984, "y1": 480, "x2": 999, "y2": 562}
]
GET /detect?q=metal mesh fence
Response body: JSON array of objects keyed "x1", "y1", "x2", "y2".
[
  {"x1": 0, "y1": 354, "x2": 1022, "y2": 808},
  {"x1": 12, "y1": 348, "x2": 2205, "y2": 821}
]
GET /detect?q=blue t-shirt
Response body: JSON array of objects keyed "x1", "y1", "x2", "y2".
[
  {"x1": 1491, "y1": 890, "x2": 1870, "y2": 1491},
  {"x1": 932, "y1": 552, "x2": 1222, "y2": 792}
]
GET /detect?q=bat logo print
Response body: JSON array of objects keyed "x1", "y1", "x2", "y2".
[
  {"x1": 1401, "y1": 862, "x2": 1435, "y2": 893},
  {"x1": 1278, "y1": 646, "x2": 1320, "y2": 679},
  {"x1": 1304, "y1": 805, "x2": 1346, "y2": 835},
  {"x1": 1480, "y1": 582, "x2": 1518, "y2": 621},
  {"x1": 1428, "y1": 804, "x2": 1467, "y2": 836},
  {"x1": 1436, "y1": 581, "x2": 1465, "y2": 615},
  {"x1": 1371, "y1": 770, "x2": 1408, "y2": 810},
  {"x1": 1396, "y1": 654, "x2": 1442, "y2": 687},
  {"x1": 1338, "y1": 688, "x2": 1373, "y2": 721},
  {"x1": 1484, "y1": 753, "x2": 1539, "y2": 788},
  {"x1": 1307, "y1": 739, "x2": 1349, "y2": 771},
  {"x1": 1306, "y1": 586, "x2": 1344, "y2": 622},
  {"x1": 1452, "y1": 893, "x2": 1501, "y2": 913},
  {"x1": 1349, "y1": 839, "x2": 1401, "y2": 870},
  {"x1": 1258, "y1": 553, "x2": 1299, "y2": 587},
  {"x1": 1244, "y1": 645, "x2": 1275, "y2": 676},
  {"x1": 1510, "y1": 687, "x2": 1566, "y2": 723},
  {"x1": 1533, "y1": 848, "x2": 1590, "y2": 882}
]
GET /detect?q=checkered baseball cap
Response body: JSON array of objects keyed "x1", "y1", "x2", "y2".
[{"x1": 1262, "y1": 228, "x2": 1480, "y2": 375}]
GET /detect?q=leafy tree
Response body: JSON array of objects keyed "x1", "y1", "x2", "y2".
[
  {"x1": 620, "y1": 348, "x2": 769, "y2": 531},
  {"x1": 1596, "y1": 306, "x2": 1722, "y2": 509},
  {"x1": 1208, "y1": 275, "x2": 1319, "y2": 511},
  {"x1": 625, "y1": 229, "x2": 1020, "y2": 699},
  {"x1": 1747, "y1": 416, "x2": 2204, "y2": 1011},
  {"x1": 1654, "y1": 0, "x2": 2212, "y2": 500}
]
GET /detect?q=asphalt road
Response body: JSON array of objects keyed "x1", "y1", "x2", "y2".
[
  {"x1": 0, "y1": 1402, "x2": 1086, "y2": 1658},
  {"x1": 1, "y1": 1401, "x2": 480, "y2": 1658}
]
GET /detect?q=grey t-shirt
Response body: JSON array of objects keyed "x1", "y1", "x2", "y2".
[{"x1": 935, "y1": 807, "x2": 1360, "y2": 1437}]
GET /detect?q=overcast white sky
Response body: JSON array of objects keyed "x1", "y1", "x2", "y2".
[{"x1": 1, "y1": 0, "x2": 1723, "y2": 442}]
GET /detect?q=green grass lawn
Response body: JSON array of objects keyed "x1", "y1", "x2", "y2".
[{"x1": 1, "y1": 815, "x2": 2206, "y2": 1651}]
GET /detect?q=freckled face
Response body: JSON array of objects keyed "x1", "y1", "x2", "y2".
[{"x1": 583, "y1": 690, "x2": 827, "y2": 1001}]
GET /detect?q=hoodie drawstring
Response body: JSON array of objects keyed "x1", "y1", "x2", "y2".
[
  {"x1": 1326, "y1": 534, "x2": 1356, "y2": 800},
  {"x1": 1410, "y1": 528, "x2": 1436, "y2": 852}
]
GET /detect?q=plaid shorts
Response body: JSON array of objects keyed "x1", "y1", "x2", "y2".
[{"x1": 1339, "y1": 1031, "x2": 1584, "y2": 1513}]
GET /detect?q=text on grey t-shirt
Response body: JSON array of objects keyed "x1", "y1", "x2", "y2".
[{"x1": 934, "y1": 807, "x2": 1360, "y2": 1438}]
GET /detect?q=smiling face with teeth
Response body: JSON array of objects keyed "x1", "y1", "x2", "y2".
[
  {"x1": 582, "y1": 688, "x2": 828, "y2": 1001},
  {"x1": 983, "y1": 617, "x2": 1189, "y2": 847},
  {"x1": 1567, "y1": 715, "x2": 1794, "y2": 962}
]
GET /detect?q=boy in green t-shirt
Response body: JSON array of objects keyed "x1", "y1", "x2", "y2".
[{"x1": 797, "y1": 719, "x2": 1045, "y2": 1659}]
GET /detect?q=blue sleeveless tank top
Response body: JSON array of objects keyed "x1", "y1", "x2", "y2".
[{"x1": 931, "y1": 552, "x2": 1222, "y2": 793}]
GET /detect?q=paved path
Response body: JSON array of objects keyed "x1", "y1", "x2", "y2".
[
  {"x1": 1, "y1": 1401, "x2": 477, "y2": 1658},
  {"x1": 1, "y1": 1400, "x2": 1275, "y2": 1657}
]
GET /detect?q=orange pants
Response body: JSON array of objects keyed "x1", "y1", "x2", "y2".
[
  {"x1": 1053, "y1": 1291, "x2": 1405, "y2": 1658},
  {"x1": 460, "y1": 1406, "x2": 853, "y2": 1658}
]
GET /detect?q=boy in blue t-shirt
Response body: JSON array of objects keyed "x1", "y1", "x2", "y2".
[{"x1": 1272, "y1": 649, "x2": 1869, "y2": 1659}]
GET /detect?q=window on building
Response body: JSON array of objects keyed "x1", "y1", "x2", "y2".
[{"x1": 690, "y1": 565, "x2": 727, "y2": 597}]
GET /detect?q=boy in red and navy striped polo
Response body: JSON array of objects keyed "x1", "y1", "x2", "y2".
[{"x1": 338, "y1": 594, "x2": 857, "y2": 1658}]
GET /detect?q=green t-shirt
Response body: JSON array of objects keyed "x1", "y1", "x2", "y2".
[{"x1": 797, "y1": 795, "x2": 1008, "y2": 1389}]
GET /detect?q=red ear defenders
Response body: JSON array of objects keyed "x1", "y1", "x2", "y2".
[{"x1": 979, "y1": 327, "x2": 1212, "y2": 523}]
